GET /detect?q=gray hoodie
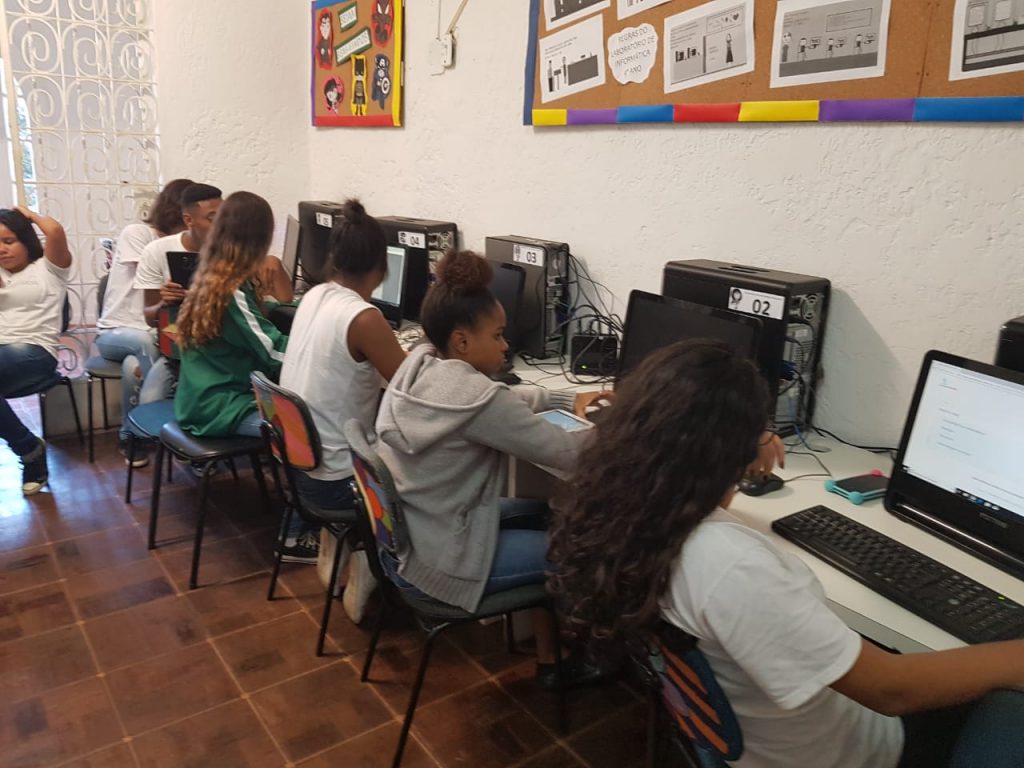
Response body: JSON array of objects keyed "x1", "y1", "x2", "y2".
[{"x1": 375, "y1": 343, "x2": 583, "y2": 612}]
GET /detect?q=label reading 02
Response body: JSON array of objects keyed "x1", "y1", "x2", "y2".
[
  {"x1": 512, "y1": 243, "x2": 545, "y2": 268},
  {"x1": 397, "y1": 231, "x2": 426, "y2": 249},
  {"x1": 728, "y1": 286, "x2": 784, "y2": 320}
]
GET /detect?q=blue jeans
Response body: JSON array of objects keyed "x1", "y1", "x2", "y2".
[
  {"x1": 96, "y1": 327, "x2": 160, "y2": 438},
  {"x1": 290, "y1": 472, "x2": 356, "y2": 539},
  {"x1": 0, "y1": 343, "x2": 57, "y2": 456},
  {"x1": 235, "y1": 409, "x2": 263, "y2": 438},
  {"x1": 900, "y1": 689, "x2": 1024, "y2": 767}
]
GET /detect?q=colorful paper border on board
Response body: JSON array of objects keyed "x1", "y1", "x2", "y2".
[{"x1": 525, "y1": 97, "x2": 1024, "y2": 126}]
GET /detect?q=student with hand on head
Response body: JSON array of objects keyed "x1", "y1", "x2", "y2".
[
  {"x1": 0, "y1": 206, "x2": 72, "y2": 494},
  {"x1": 279, "y1": 199, "x2": 405, "y2": 572},
  {"x1": 96, "y1": 177, "x2": 193, "y2": 464},
  {"x1": 550, "y1": 339, "x2": 1024, "y2": 768},
  {"x1": 374, "y1": 250, "x2": 609, "y2": 688},
  {"x1": 175, "y1": 191, "x2": 288, "y2": 439}
]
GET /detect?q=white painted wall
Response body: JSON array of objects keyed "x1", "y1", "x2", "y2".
[{"x1": 154, "y1": 0, "x2": 1024, "y2": 446}]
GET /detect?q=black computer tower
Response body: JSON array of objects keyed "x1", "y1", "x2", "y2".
[
  {"x1": 996, "y1": 316, "x2": 1024, "y2": 373},
  {"x1": 297, "y1": 200, "x2": 346, "y2": 285},
  {"x1": 485, "y1": 236, "x2": 570, "y2": 359},
  {"x1": 662, "y1": 260, "x2": 830, "y2": 434},
  {"x1": 378, "y1": 216, "x2": 458, "y2": 321}
]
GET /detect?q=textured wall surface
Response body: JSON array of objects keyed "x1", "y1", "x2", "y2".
[{"x1": 155, "y1": 0, "x2": 1024, "y2": 446}]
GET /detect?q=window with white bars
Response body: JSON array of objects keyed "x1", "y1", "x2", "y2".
[{"x1": 0, "y1": 0, "x2": 161, "y2": 330}]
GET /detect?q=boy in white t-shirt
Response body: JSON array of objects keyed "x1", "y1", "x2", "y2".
[
  {"x1": 0, "y1": 207, "x2": 73, "y2": 494},
  {"x1": 549, "y1": 340, "x2": 1024, "y2": 768},
  {"x1": 96, "y1": 178, "x2": 192, "y2": 464}
]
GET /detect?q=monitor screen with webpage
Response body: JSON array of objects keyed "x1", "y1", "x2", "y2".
[
  {"x1": 888, "y1": 351, "x2": 1024, "y2": 577},
  {"x1": 371, "y1": 246, "x2": 407, "y2": 327}
]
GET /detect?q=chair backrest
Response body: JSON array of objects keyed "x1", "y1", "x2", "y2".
[
  {"x1": 156, "y1": 305, "x2": 181, "y2": 360},
  {"x1": 96, "y1": 274, "x2": 109, "y2": 318},
  {"x1": 344, "y1": 419, "x2": 407, "y2": 558},
  {"x1": 642, "y1": 622, "x2": 743, "y2": 766},
  {"x1": 61, "y1": 295, "x2": 71, "y2": 333},
  {"x1": 250, "y1": 371, "x2": 321, "y2": 472}
]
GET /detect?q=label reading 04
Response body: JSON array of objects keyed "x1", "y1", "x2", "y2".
[
  {"x1": 397, "y1": 231, "x2": 426, "y2": 249},
  {"x1": 512, "y1": 243, "x2": 545, "y2": 268},
  {"x1": 727, "y1": 286, "x2": 784, "y2": 320}
]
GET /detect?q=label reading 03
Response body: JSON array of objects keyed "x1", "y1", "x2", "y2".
[
  {"x1": 513, "y1": 243, "x2": 545, "y2": 268},
  {"x1": 398, "y1": 231, "x2": 426, "y2": 249},
  {"x1": 728, "y1": 286, "x2": 784, "y2": 320}
]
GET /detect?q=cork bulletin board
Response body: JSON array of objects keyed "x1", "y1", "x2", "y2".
[
  {"x1": 312, "y1": 0, "x2": 403, "y2": 127},
  {"x1": 524, "y1": 0, "x2": 1024, "y2": 125}
]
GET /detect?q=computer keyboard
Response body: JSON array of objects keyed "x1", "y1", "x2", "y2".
[{"x1": 772, "y1": 506, "x2": 1024, "y2": 645}]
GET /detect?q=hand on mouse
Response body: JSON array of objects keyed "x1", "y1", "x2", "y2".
[
  {"x1": 574, "y1": 390, "x2": 614, "y2": 417},
  {"x1": 746, "y1": 431, "x2": 785, "y2": 478}
]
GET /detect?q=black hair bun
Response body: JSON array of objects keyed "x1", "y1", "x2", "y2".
[
  {"x1": 436, "y1": 250, "x2": 493, "y2": 293},
  {"x1": 341, "y1": 198, "x2": 367, "y2": 224}
]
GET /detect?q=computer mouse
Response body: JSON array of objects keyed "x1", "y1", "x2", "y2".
[
  {"x1": 738, "y1": 473, "x2": 785, "y2": 497},
  {"x1": 492, "y1": 371, "x2": 522, "y2": 386}
]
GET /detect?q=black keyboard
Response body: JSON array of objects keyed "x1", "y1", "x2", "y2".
[{"x1": 772, "y1": 506, "x2": 1024, "y2": 645}]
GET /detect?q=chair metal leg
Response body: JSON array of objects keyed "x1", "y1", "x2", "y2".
[
  {"x1": 505, "y1": 613, "x2": 516, "y2": 654},
  {"x1": 38, "y1": 392, "x2": 48, "y2": 441},
  {"x1": 125, "y1": 433, "x2": 136, "y2": 503},
  {"x1": 100, "y1": 378, "x2": 110, "y2": 429},
  {"x1": 393, "y1": 625, "x2": 447, "y2": 768},
  {"x1": 227, "y1": 458, "x2": 239, "y2": 483},
  {"x1": 361, "y1": 597, "x2": 388, "y2": 682},
  {"x1": 188, "y1": 462, "x2": 216, "y2": 590},
  {"x1": 64, "y1": 379, "x2": 83, "y2": 446},
  {"x1": 87, "y1": 376, "x2": 95, "y2": 463},
  {"x1": 316, "y1": 529, "x2": 348, "y2": 657},
  {"x1": 266, "y1": 501, "x2": 296, "y2": 601},
  {"x1": 167, "y1": 449, "x2": 173, "y2": 482},
  {"x1": 250, "y1": 453, "x2": 271, "y2": 517},
  {"x1": 549, "y1": 606, "x2": 568, "y2": 734},
  {"x1": 147, "y1": 441, "x2": 166, "y2": 549}
]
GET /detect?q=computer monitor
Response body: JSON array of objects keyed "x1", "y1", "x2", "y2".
[
  {"x1": 371, "y1": 246, "x2": 407, "y2": 328},
  {"x1": 281, "y1": 215, "x2": 300, "y2": 282},
  {"x1": 618, "y1": 290, "x2": 763, "y2": 379},
  {"x1": 489, "y1": 263, "x2": 526, "y2": 350},
  {"x1": 888, "y1": 351, "x2": 1024, "y2": 577}
]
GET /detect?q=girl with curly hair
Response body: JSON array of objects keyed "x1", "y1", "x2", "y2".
[
  {"x1": 549, "y1": 340, "x2": 1024, "y2": 768},
  {"x1": 175, "y1": 191, "x2": 287, "y2": 438}
]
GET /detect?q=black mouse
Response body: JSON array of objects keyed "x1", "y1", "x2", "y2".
[
  {"x1": 492, "y1": 371, "x2": 522, "y2": 386},
  {"x1": 738, "y1": 473, "x2": 785, "y2": 497}
]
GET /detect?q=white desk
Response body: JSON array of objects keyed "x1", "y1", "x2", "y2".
[{"x1": 507, "y1": 365, "x2": 1024, "y2": 655}]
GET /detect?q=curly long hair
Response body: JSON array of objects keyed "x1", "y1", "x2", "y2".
[
  {"x1": 143, "y1": 178, "x2": 193, "y2": 236},
  {"x1": 548, "y1": 340, "x2": 770, "y2": 651},
  {"x1": 177, "y1": 191, "x2": 273, "y2": 348}
]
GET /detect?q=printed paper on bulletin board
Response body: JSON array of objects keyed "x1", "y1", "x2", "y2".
[
  {"x1": 524, "y1": 0, "x2": 1024, "y2": 125},
  {"x1": 312, "y1": 0, "x2": 403, "y2": 127}
]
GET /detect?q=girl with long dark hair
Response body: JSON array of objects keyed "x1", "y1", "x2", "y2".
[{"x1": 550, "y1": 340, "x2": 1024, "y2": 767}]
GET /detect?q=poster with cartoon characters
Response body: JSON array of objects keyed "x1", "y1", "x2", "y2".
[{"x1": 312, "y1": 0, "x2": 403, "y2": 127}]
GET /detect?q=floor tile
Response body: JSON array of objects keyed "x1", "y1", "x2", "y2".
[
  {"x1": 251, "y1": 662, "x2": 392, "y2": 762},
  {"x1": 0, "y1": 508, "x2": 47, "y2": 553},
  {"x1": 144, "y1": 504, "x2": 242, "y2": 553},
  {"x1": 214, "y1": 612, "x2": 333, "y2": 692},
  {"x1": 0, "y1": 581, "x2": 76, "y2": 644},
  {"x1": 132, "y1": 699, "x2": 284, "y2": 768},
  {"x1": 513, "y1": 745, "x2": 587, "y2": 768},
  {"x1": 36, "y1": 489, "x2": 132, "y2": 542},
  {"x1": 0, "y1": 545, "x2": 59, "y2": 597},
  {"x1": 59, "y1": 742, "x2": 138, "y2": 768},
  {"x1": 497, "y1": 662, "x2": 639, "y2": 736},
  {"x1": 412, "y1": 681, "x2": 554, "y2": 768},
  {"x1": 54, "y1": 526, "x2": 150, "y2": 577},
  {"x1": 158, "y1": 534, "x2": 267, "y2": 591},
  {"x1": 66, "y1": 558, "x2": 175, "y2": 620},
  {"x1": 352, "y1": 633, "x2": 488, "y2": 713},
  {"x1": 0, "y1": 678, "x2": 123, "y2": 768},
  {"x1": 447, "y1": 618, "x2": 533, "y2": 675},
  {"x1": 0, "y1": 625, "x2": 97, "y2": 701},
  {"x1": 297, "y1": 722, "x2": 438, "y2": 768},
  {"x1": 83, "y1": 595, "x2": 207, "y2": 672},
  {"x1": 185, "y1": 572, "x2": 302, "y2": 638},
  {"x1": 106, "y1": 643, "x2": 239, "y2": 735},
  {"x1": 565, "y1": 701, "x2": 647, "y2": 768}
]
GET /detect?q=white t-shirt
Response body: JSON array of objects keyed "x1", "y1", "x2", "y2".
[
  {"x1": 0, "y1": 257, "x2": 71, "y2": 360},
  {"x1": 280, "y1": 283, "x2": 384, "y2": 481},
  {"x1": 132, "y1": 232, "x2": 187, "y2": 291},
  {"x1": 98, "y1": 222, "x2": 157, "y2": 331},
  {"x1": 660, "y1": 509, "x2": 903, "y2": 768}
]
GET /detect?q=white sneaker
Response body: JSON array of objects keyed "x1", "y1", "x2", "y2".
[
  {"x1": 342, "y1": 550, "x2": 376, "y2": 625},
  {"x1": 317, "y1": 530, "x2": 350, "y2": 597}
]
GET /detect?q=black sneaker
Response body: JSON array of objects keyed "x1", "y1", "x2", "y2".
[
  {"x1": 279, "y1": 530, "x2": 320, "y2": 564},
  {"x1": 119, "y1": 438, "x2": 150, "y2": 468},
  {"x1": 535, "y1": 654, "x2": 608, "y2": 692},
  {"x1": 20, "y1": 439, "x2": 48, "y2": 495}
]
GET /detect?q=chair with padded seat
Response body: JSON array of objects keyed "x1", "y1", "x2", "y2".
[
  {"x1": 344, "y1": 419, "x2": 567, "y2": 768},
  {"x1": 8, "y1": 296, "x2": 83, "y2": 447},
  {"x1": 251, "y1": 371, "x2": 359, "y2": 656},
  {"x1": 633, "y1": 622, "x2": 743, "y2": 768},
  {"x1": 85, "y1": 274, "x2": 124, "y2": 462}
]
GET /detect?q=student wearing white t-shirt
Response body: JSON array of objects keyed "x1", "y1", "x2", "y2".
[
  {"x1": 279, "y1": 199, "x2": 404, "y2": 619},
  {"x1": 97, "y1": 178, "x2": 192, "y2": 462},
  {"x1": 550, "y1": 340, "x2": 1024, "y2": 768},
  {"x1": 0, "y1": 207, "x2": 72, "y2": 494}
]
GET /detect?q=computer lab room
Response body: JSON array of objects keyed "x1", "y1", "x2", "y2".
[{"x1": 1, "y1": 1, "x2": 1023, "y2": 767}]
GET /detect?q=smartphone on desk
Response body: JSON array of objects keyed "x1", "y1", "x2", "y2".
[
  {"x1": 539, "y1": 409, "x2": 593, "y2": 433},
  {"x1": 166, "y1": 251, "x2": 199, "y2": 289}
]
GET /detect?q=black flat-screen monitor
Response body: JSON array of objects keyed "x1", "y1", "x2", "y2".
[
  {"x1": 490, "y1": 263, "x2": 526, "y2": 351},
  {"x1": 618, "y1": 290, "x2": 763, "y2": 379},
  {"x1": 371, "y1": 246, "x2": 407, "y2": 328}
]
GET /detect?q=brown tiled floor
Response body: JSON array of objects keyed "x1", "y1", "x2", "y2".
[{"x1": 0, "y1": 429, "x2": 645, "y2": 768}]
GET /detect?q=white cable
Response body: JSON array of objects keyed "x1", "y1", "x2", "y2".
[{"x1": 446, "y1": 0, "x2": 471, "y2": 35}]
